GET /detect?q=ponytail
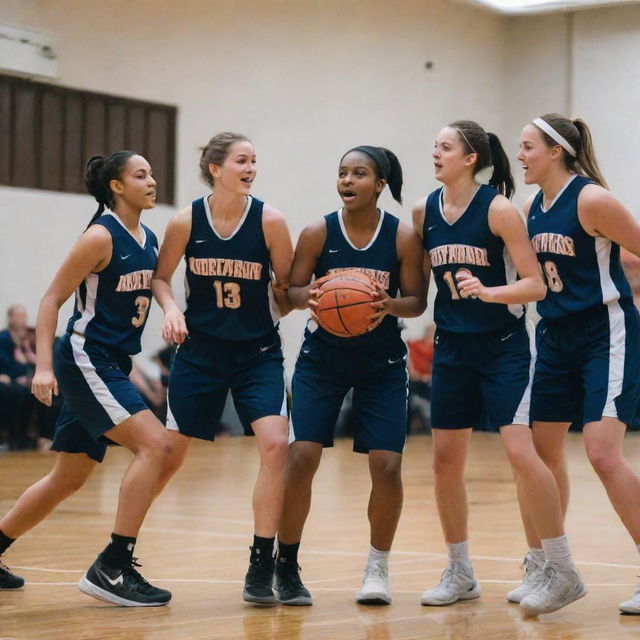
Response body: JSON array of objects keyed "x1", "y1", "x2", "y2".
[
  {"x1": 380, "y1": 147, "x2": 403, "y2": 204},
  {"x1": 487, "y1": 133, "x2": 514, "y2": 199},
  {"x1": 572, "y1": 118, "x2": 608, "y2": 189},
  {"x1": 534, "y1": 113, "x2": 608, "y2": 189},
  {"x1": 450, "y1": 120, "x2": 514, "y2": 199},
  {"x1": 84, "y1": 150, "x2": 137, "y2": 229}
]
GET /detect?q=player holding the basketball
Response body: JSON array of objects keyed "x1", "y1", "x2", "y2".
[
  {"x1": 415, "y1": 121, "x2": 585, "y2": 614},
  {"x1": 0, "y1": 152, "x2": 173, "y2": 606},
  {"x1": 520, "y1": 114, "x2": 640, "y2": 614},
  {"x1": 275, "y1": 145, "x2": 425, "y2": 606},
  {"x1": 152, "y1": 132, "x2": 294, "y2": 605}
]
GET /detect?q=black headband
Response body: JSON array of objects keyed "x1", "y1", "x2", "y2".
[{"x1": 347, "y1": 146, "x2": 391, "y2": 180}]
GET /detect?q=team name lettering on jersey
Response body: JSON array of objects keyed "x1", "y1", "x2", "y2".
[
  {"x1": 115, "y1": 270, "x2": 153, "y2": 292},
  {"x1": 188, "y1": 257, "x2": 263, "y2": 280},
  {"x1": 326, "y1": 266, "x2": 391, "y2": 289},
  {"x1": 429, "y1": 244, "x2": 491, "y2": 268},
  {"x1": 531, "y1": 233, "x2": 576, "y2": 257}
]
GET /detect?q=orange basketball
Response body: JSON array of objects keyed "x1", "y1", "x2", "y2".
[{"x1": 315, "y1": 270, "x2": 376, "y2": 337}]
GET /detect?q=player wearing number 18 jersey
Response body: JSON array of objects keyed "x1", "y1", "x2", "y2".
[
  {"x1": 520, "y1": 114, "x2": 640, "y2": 614},
  {"x1": 153, "y1": 132, "x2": 294, "y2": 606},
  {"x1": 415, "y1": 121, "x2": 584, "y2": 615},
  {"x1": 0, "y1": 152, "x2": 172, "y2": 606}
]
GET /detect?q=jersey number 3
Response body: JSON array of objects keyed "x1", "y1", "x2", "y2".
[
  {"x1": 132, "y1": 296, "x2": 150, "y2": 327},
  {"x1": 213, "y1": 280, "x2": 241, "y2": 309}
]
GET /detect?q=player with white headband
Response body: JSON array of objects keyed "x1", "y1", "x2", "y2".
[{"x1": 518, "y1": 113, "x2": 640, "y2": 615}]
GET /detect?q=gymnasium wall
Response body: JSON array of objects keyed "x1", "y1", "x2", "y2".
[
  {"x1": 0, "y1": 0, "x2": 506, "y2": 369},
  {"x1": 1, "y1": 0, "x2": 639, "y2": 374},
  {"x1": 504, "y1": 5, "x2": 640, "y2": 213}
]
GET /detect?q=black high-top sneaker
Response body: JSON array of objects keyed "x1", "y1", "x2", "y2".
[
  {"x1": 274, "y1": 556, "x2": 312, "y2": 606},
  {"x1": 242, "y1": 546, "x2": 277, "y2": 605}
]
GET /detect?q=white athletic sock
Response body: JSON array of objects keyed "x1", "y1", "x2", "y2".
[
  {"x1": 447, "y1": 540, "x2": 471, "y2": 570},
  {"x1": 367, "y1": 545, "x2": 389, "y2": 568},
  {"x1": 529, "y1": 547, "x2": 545, "y2": 561},
  {"x1": 541, "y1": 535, "x2": 576, "y2": 572}
]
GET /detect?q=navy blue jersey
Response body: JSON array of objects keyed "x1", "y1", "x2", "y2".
[
  {"x1": 527, "y1": 175, "x2": 633, "y2": 319},
  {"x1": 183, "y1": 196, "x2": 279, "y2": 341},
  {"x1": 66, "y1": 212, "x2": 158, "y2": 355},
  {"x1": 423, "y1": 185, "x2": 524, "y2": 333},
  {"x1": 305, "y1": 209, "x2": 401, "y2": 347}
]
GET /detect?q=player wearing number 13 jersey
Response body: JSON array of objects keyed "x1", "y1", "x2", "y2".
[
  {"x1": 153, "y1": 132, "x2": 294, "y2": 605},
  {"x1": 520, "y1": 114, "x2": 640, "y2": 615}
]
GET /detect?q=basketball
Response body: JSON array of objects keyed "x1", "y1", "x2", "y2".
[{"x1": 315, "y1": 270, "x2": 376, "y2": 338}]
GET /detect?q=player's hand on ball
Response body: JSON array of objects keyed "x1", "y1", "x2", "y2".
[
  {"x1": 31, "y1": 368, "x2": 58, "y2": 406},
  {"x1": 368, "y1": 281, "x2": 393, "y2": 331}
]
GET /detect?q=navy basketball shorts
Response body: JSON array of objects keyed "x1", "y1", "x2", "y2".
[
  {"x1": 531, "y1": 302, "x2": 640, "y2": 426},
  {"x1": 430, "y1": 319, "x2": 533, "y2": 430},
  {"x1": 166, "y1": 328, "x2": 287, "y2": 440},
  {"x1": 290, "y1": 335, "x2": 408, "y2": 454},
  {"x1": 51, "y1": 333, "x2": 149, "y2": 463}
]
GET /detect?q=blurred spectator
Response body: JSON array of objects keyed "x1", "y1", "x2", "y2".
[
  {"x1": 0, "y1": 305, "x2": 60, "y2": 450},
  {"x1": 130, "y1": 359, "x2": 166, "y2": 421},
  {"x1": 407, "y1": 324, "x2": 435, "y2": 434}
]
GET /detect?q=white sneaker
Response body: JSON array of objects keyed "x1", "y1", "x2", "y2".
[
  {"x1": 619, "y1": 583, "x2": 640, "y2": 614},
  {"x1": 356, "y1": 561, "x2": 391, "y2": 605},
  {"x1": 421, "y1": 563, "x2": 481, "y2": 606},
  {"x1": 506, "y1": 552, "x2": 546, "y2": 603},
  {"x1": 519, "y1": 563, "x2": 586, "y2": 614}
]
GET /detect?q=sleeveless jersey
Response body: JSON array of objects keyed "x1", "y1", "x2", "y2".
[
  {"x1": 183, "y1": 195, "x2": 279, "y2": 341},
  {"x1": 66, "y1": 212, "x2": 158, "y2": 355},
  {"x1": 305, "y1": 209, "x2": 401, "y2": 347},
  {"x1": 527, "y1": 175, "x2": 633, "y2": 319},
  {"x1": 423, "y1": 184, "x2": 524, "y2": 333}
]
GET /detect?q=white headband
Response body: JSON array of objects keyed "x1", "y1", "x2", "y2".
[{"x1": 532, "y1": 117, "x2": 577, "y2": 157}]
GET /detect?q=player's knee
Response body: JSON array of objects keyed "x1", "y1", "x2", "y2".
[
  {"x1": 371, "y1": 458, "x2": 402, "y2": 486},
  {"x1": 287, "y1": 443, "x2": 320, "y2": 476},
  {"x1": 585, "y1": 444, "x2": 618, "y2": 479},
  {"x1": 48, "y1": 470, "x2": 89, "y2": 496},
  {"x1": 141, "y1": 431, "x2": 174, "y2": 462},
  {"x1": 261, "y1": 432, "x2": 289, "y2": 463},
  {"x1": 432, "y1": 449, "x2": 464, "y2": 477}
]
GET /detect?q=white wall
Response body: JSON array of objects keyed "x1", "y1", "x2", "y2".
[
  {"x1": 0, "y1": 0, "x2": 507, "y2": 369},
  {"x1": 503, "y1": 5, "x2": 640, "y2": 213}
]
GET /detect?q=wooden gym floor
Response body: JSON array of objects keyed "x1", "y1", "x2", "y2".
[{"x1": 2, "y1": 432, "x2": 640, "y2": 639}]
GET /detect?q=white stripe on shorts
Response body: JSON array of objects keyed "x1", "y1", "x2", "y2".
[
  {"x1": 512, "y1": 319, "x2": 536, "y2": 426},
  {"x1": 70, "y1": 332, "x2": 131, "y2": 425},
  {"x1": 596, "y1": 237, "x2": 625, "y2": 418}
]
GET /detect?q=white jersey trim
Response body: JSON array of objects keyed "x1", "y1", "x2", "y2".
[
  {"x1": 104, "y1": 210, "x2": 147, "y2": 249},
  {"x1": 69, "y1": 332, "x2": 132, "y2": 425},
  {"x1": 203, "y1": 195, "x2": 252, "y2": 241},
  {"x1": 337, "y1": 208, "x2": 385, "y2": 251},
  {"x1": 72, "y1": 273, "x2": 99, "y2": 336},
  {"x1": 539, "y1": 174, "x2": 577, "y2": 213},
  {"x1": 596, "y1": 237, "x2": 625, "y2": 418}
]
